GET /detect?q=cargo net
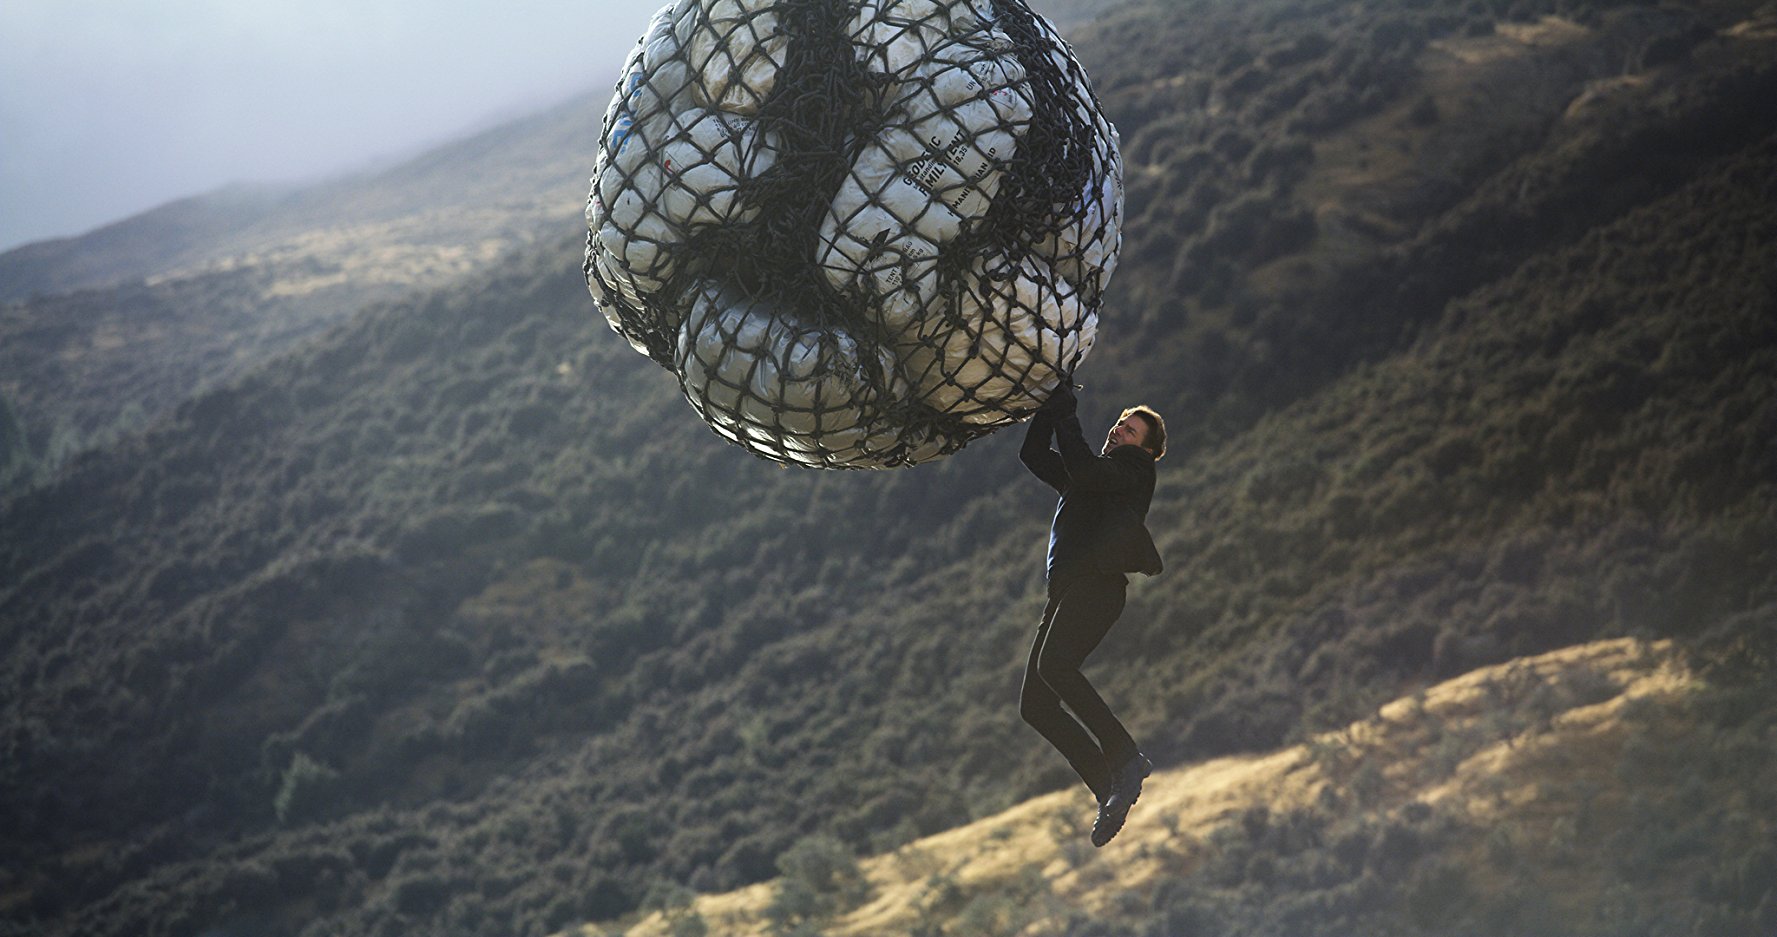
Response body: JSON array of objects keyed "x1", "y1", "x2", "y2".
[{"x1": 585, "y1": 0, "x2": 1123, "y2": 468}]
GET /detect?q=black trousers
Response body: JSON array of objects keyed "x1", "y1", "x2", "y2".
[{"x1": 1020, "y1": 571, "x2": 1138, "y2": 802}]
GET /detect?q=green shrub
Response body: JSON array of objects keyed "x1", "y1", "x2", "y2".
[{"x1": 766, "y1": 834, "x2": 870, "y2": 932}]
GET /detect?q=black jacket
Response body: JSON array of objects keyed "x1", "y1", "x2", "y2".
[{"x1": 1020, "y1": 410, "x2": 1163, "y2": 583}]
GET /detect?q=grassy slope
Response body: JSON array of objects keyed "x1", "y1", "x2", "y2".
[
  {"x1": 597, "y1": 638, "x2": 1776, "y2": 937},
  {"x1": 2, "y1": 1, "x2": 1775, "y2": 935}
]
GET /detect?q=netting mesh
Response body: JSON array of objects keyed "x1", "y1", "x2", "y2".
[{"x1": 585, "y1": 0, "x2": 1123, "y2": 468}]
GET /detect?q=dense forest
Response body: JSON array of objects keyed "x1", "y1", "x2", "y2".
[{"x1": 2, "y1": 0, "x2": 1773, "y2": 934}]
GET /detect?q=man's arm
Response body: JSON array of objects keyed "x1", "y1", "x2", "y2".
[
  {"x1": 1053, "y1": 412, "x2": 1149, "y2": 493},
  {"x1": 1020, "y1": 410, "x2": 1068, "y2": 492}
]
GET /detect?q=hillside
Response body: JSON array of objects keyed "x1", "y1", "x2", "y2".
[
  {"x1": 3, "y1": 0, "x2": 1775, "y2": 936},
  {"x1": 0, "y1": 90, "x2": 609, "y2": 305},
  {"x1": 0, "y1": 91, "x2": 608, "y2": 485},
  {"x1": 596, "y1": 639, "x2": 1777, "y2": 936}
]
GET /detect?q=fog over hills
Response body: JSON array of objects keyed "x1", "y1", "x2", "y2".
[
  {"x1": 2, "y1": 0, "x2": 1774, "y2": 935},
  {"x1": 0, "y1": 86, "x2": 613, "y2": 307}
]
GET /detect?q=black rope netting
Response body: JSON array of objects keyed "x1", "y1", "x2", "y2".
[{"x1": 584, "y1": 0, "x2": 1123, "y2": 468}]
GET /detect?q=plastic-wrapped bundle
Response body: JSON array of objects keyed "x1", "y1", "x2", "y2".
[{"x1": 586, "y1": 0, "x2": 1123, "y2": 468}]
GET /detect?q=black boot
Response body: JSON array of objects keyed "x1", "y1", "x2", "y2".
[{"x1": 1090, "y1": 752, "x2": 1151, "y2": 847}]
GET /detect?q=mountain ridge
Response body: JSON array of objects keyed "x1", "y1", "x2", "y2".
[{"x1": 0, "y1": 88, "x2": 609, "y2": 305}]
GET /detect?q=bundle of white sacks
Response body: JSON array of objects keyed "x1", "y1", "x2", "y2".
[{"x1": 586, "y1": 0, "x2": 1123, "y2": 468}]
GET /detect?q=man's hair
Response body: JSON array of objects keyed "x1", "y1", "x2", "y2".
[{"x1": 1121, "y1": 406, "x2": 1167, "y2": 460}]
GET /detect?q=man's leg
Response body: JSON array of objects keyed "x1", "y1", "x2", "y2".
[
  {"x1": 1033, "y1": 576, "x2": 1138, "y2": 771},
  {"x1": 1020, "y1": 590, "x2": 1114, "y2": 801}
]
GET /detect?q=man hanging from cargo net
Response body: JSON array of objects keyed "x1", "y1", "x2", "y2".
[
  {"x1": 1020, "y1": 383, "x2": 1164, "y2": 846},
  {"x1": 585, "y1": 0, "x2": 1124, "y2": 468},
  {"x1": 586, "y1": 0, "x2": 1147, "y2": 841}
]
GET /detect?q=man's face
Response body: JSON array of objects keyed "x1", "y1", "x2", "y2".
[{"x1": 1103, "y1": 413, "x2": 1149, "y2": 455}]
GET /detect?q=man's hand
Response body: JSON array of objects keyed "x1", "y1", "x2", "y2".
[{"x1": 1040, "y1": 382, "x2": 1078, "y2": 419}]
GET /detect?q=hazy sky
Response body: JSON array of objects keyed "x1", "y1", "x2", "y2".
[{"x1": 0, "y1": 0, "x2": 657, "y2": 252}]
